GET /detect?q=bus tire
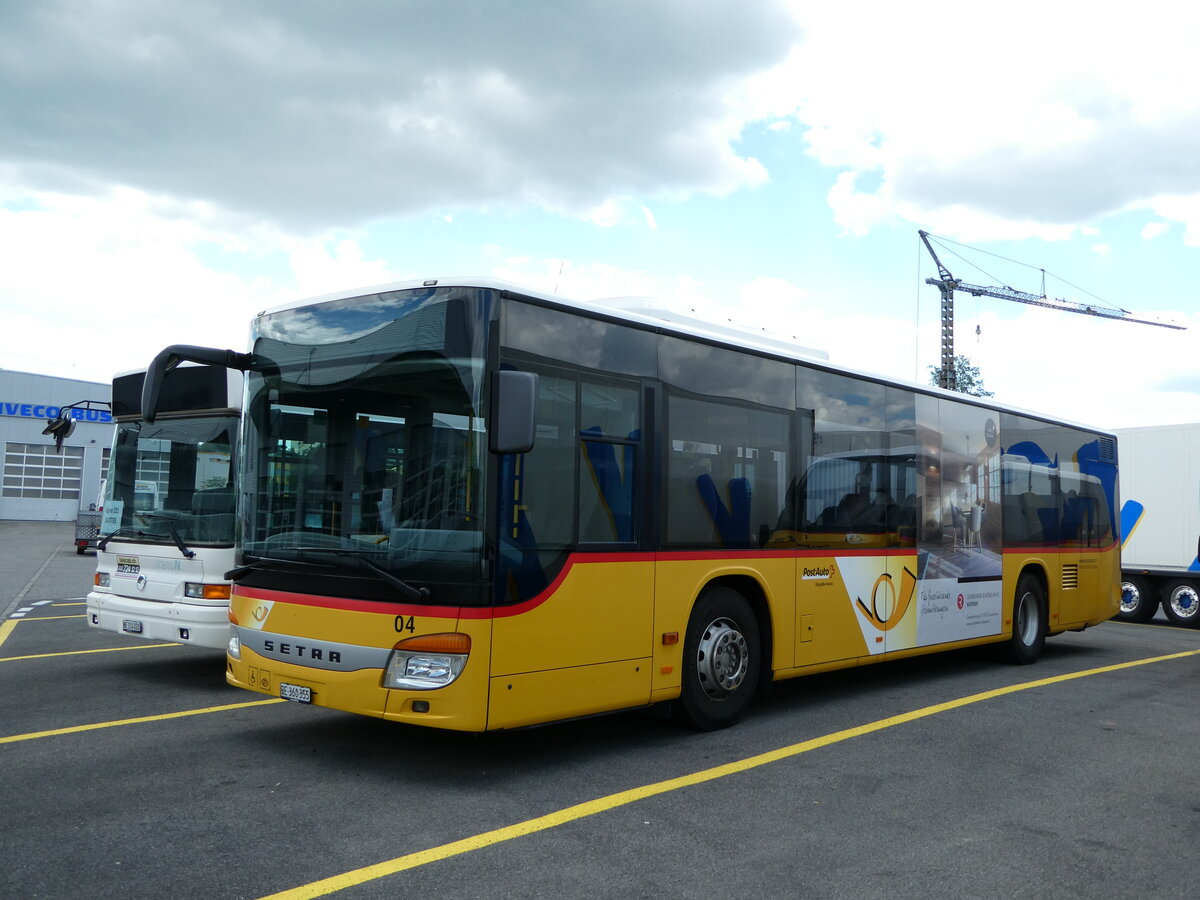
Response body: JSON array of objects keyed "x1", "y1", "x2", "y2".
[
  {"x1": 673, "y1": 586, "x2": 761, "y2": 731},
  {"x1": 1005, "y1": 573, "x2": 1046, "y2": 665},
  {"x1": 1162, "y1": 581, "x2": 1200, "y2": 628},
  {"x1": 1117, "y1": 575, "x2": 1159, "y2": 622}
]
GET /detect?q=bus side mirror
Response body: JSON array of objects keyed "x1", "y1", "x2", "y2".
[
  {"x1": 490, "y1": 370, "x2": 538, "y2": 455},
  {"x1": 41, "y1": 413, "x2": 77, "y2": 452},
  {"x1": 142, "y1": 344, "x2": 251, "y2": 423}
]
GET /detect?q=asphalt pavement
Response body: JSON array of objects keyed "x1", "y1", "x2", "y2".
[
  {"x1": 1, "y1": 521, "x2": 98, "y2": 617},
  {"x1": 4, "y1": 521, "x2": 1200, "y2": 899}
]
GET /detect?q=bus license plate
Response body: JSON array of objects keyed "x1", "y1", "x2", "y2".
[
  {"x1": 122, "y1": 619, "x2": 143, "y2": 634},
  {"x1": 280, "y1": 683, "x2": 312, "y2": 704}
]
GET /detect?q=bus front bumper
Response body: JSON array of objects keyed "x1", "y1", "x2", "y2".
[{"x1": 86, "y1": 590, "x2": 231, "y2": 649}]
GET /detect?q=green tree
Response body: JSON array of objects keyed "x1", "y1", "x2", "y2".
[{"x1": 928, "y1": 355, "x2": 994, "y2": 397}]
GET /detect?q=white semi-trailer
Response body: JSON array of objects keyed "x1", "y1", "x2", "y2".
[{"x1": 1115, "y1": 423, "x2": 1200, "y2": 627}]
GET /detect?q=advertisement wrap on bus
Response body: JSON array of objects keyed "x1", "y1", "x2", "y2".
[{"x1": 142, "y1": 278, "x2": 1119, "y2": 731}]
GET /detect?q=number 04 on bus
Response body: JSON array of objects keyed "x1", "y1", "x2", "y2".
[{"x1": 142, "y1": 279, "x2": 1120, "y2": 731}]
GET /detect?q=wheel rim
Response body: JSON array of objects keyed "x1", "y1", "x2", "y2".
[
  {"x1": 1120, "y1": 582, "x2": 1141, "y2": 614},
  {"x1": 1016, "y1": 591, "x2": 1039, "y2": 645},
  {"x1": 1169, "y1": 585, "x2": 1200, "y2": 619},
  {"x1": 695, "y1": 617, "x2": 749, "y2": 699}
]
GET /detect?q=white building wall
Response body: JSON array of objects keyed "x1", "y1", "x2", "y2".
[{"x1": 0, "y1": 370, "x2": 113, "y2": 522}]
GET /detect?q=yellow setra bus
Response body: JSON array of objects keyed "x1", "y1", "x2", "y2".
[{"x1": 143, "y1": 278, "x2": 1120, "y2": 731}]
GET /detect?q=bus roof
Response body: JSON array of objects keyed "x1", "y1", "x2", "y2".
[{"x1": 257, "y1": 276, "x2": 1113, "y2": 437}]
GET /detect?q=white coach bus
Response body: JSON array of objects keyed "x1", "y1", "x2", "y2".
[{"x1": 86, "y1": 364, "x2": 241, "y2": 649}]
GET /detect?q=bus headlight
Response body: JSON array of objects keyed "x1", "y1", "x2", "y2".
[
  {"x1": 185, "y1": 582, "x2": 232, "y2": 600},
  {"x1": 382, "y1": 633, "x2": 471, "y2": 690},
  {"x1": 228, "y1": 629, "x2": 241, "y2": 660},
  {"x1": 95, "y1": 573, "x2": 110, "y2": 588}
]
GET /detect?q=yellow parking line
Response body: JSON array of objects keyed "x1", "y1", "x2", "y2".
[
  {"x1": 52, "y1": 601, "x2": 87, "y2": 607},
  {"x1": 0, "y1": 698, "x2": 287, "y2": 745},
  {"x1": 0, "y1": 620, "x2": 16, "y2": 652},
  {"x1": 0, "y1": 616, "x2": 94, "y2": 656},
  {"x1": 258, "y1": 648, "x2": 1200, "y2": 900},
  {"x1": 9, "y1": 614, "x2": 86, "y2": 621},
  {"x1": 2, "y1": 643, "x2": 181, "y2": 662}
]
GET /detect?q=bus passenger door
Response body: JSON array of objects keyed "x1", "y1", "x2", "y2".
[{"x1": 488, "y1": 373, "x2": 653, "y2": 729}]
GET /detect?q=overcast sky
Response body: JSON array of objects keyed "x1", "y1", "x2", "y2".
[{"x1": 2, "y1": 0, "x2": 1199, "y2": 430}]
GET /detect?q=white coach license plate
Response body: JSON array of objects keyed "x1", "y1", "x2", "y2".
[
  {"x1": 280, "y1": 683, "x2": 312, "y2": 703},
  {"x1": 122, "y1": 619, "x2": 143, "y2": 634}
]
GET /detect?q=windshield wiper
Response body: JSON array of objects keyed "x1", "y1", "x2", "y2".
[
  {"x1": 138, "y1": 513, "x2": 196, "y2": 560},
  {"x1": 289, "y1": 547, "x2": 431, "y2": 601},
  {"x1": 224, "y1": 556, "x2": 336, "y2": 581},
  {"x1": 97, "y1": 527, "x2": 153, "y2": 552}
]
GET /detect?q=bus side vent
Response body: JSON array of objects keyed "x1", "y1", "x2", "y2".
[
  {"x1": 1062, "y1": 565, "x2": 1079, "y2": 590},
  {"x1": 1097, "y1": 437, "x2": 1117, "y2": 463}
]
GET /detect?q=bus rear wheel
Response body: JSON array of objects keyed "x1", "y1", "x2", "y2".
[
  {"x1": 1118, "y1": 576, "x2": 1159, "y2": 623},
  {"x1": 673, "y1": 586, "x2": 761, "y2": 731},
  {"x1": 1162, "y1": 581, "x2": 1200, "y2": 628},
  {"x1": 1005, "y1": 573, "x2": 1046, "y2": 665}
]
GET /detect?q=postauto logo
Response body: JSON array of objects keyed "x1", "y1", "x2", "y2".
[{"x1": 1, "y1": 401, "x2": 113, "y2": 423}]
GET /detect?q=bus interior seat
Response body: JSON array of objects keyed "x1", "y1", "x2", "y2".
[{"x1": 695, "y1": 473, "x2": 753, "y2": 548}]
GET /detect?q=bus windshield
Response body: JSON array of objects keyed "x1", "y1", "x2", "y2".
[
  {"x1": 240, "y1": 286, "x2": 491, "y2": 584},
  {"x1": 104, "y1": 416, "x2": 238, "y2": 544}
]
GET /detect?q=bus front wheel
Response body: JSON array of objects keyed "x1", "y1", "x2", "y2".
[
  {"x1": 673, "y1": 586, "x2": 761, "y2": 731},
  {"x1": 1005, "y1": 574, "x2": 1046, "y2": 665}
]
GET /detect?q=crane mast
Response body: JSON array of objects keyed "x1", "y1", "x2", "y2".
[{"x1": 918, "y1": 230, "x2": 1184, "y2": 391}]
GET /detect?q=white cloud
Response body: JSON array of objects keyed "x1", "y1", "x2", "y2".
[
  {"x1": 3, "y1": 0, "x2": 1199, "y2": 438},
  {"x1": 587, "y1": 200, "x2": 627, "y2": 228},
  {"x1": 288, "y1": 237, "x2": 400, "y2": 298},
  {"x1": 778, "y1": 2, "x2": 1200, "y2": 240},
  {"x1": 1149, "y1": 193, "x2": 1200, "y2": 246},
  {"x1": 0, "y1": 1, "x2": 799, "y2": 231},
  {"x1": 0, "y1": 182, "x2": 393, "y2": 380},
  {"x1": 1142, "y1": 221, "x2": 1169, "y2": 240}
]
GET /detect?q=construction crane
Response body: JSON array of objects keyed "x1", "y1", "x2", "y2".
[{"x1": 919, "y1": 229, "x2": 1185, "y2": 391}]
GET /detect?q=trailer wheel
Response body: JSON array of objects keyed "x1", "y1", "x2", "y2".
[
  {"x1": 1117, "y1": 576, "x2": 1159, "y2": 622},
  {"x1": 1162, "y1": 581, "x2": 1200, "y2": 628},
  {"x1": 673, "y1": 586, "x2": 761, "y2": 731}
]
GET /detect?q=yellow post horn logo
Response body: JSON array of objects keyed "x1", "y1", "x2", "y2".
[{"x1": 855, "y1": 566, "x2": 916, "y2": 631}]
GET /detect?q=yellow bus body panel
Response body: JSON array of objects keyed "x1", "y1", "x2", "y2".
[
  {"x1": 794, "y1": 554, "x2": 880, "y2": 666},
  {"x1": 487, "y1": 556, "x2": 654, "y2": 728},
  {"x1": 487, "y1": 659, "x2": 651, "y2": 729},
  {"x1": 225, "y1": 542, "x2": 1119, "y2": 731},
  {"x1": 490, "y1": 557, "x2": 654, "y2": 674},
  {"x1": 226, "y1": 589, "x2": 495, "y2": 732},
  {"x1": 1002, "y1": 547, "x2": 1120, "y2": 634}
]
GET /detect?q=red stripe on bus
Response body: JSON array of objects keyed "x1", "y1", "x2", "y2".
[
  {"x1": 234, "y1": 548, "x2": 881, "y2": 620},
  {"x1": 238, "y1": 543, "x2": 1086, "y2": 621}
]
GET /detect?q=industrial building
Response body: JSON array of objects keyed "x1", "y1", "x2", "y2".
[{"x1": 0, "y1": 369, "x2": 113, "y2": 522}]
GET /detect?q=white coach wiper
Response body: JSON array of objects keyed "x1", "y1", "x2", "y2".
[
  {"x1": 97, "y1": 527, "x2": 153, "y2": 552},
  {"x1": 138, "y1": 512, "x2": 196, "y2": 560}
]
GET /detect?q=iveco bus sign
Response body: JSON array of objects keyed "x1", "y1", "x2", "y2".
[{"x1": 1, "y1": 401, "x2": 113, "y2": 422}]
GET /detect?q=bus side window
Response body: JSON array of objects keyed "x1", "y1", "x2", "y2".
[{"x1": 578, "y1": 380, "x2": 640, "y2": 544}]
